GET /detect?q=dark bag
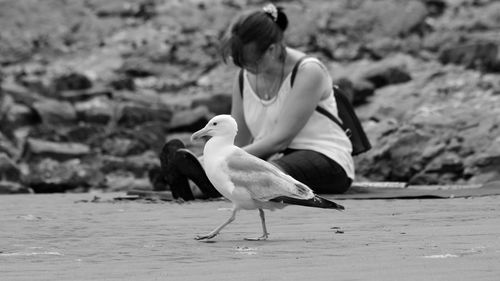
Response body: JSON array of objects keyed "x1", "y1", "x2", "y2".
[{"x1": 238, "y1": 56, "x2": 371, "y2": 156}]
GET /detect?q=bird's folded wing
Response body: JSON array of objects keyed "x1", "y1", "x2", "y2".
[{"x1": 224, "y1": 149, "x2": 314, "y2": 201}]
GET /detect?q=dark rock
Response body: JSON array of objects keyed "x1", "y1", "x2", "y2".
[
  {"x1": 1, "y1": 92, "x2": 38, "y2": 135},
  {"x1": 362, "y1": 63, "x2": 412, "y2": 88},
  {"x1": 130, "y1": 122, "x2": 169, "y2": 152},
  {"x1": 24, "y1": 124, "x2": 66, "y2": 143},
  {"x1": 468, "y1": 149, "x2": 500, "y2": 183},
  {"x1": 191, "y1": 93, "x2": 232, "y2": 115},
  {"x1": 118, "y1": 103, "x2": 173, "y2": 127},
  {"x1": 0, "y1": 152, "x2": 21, "y2": 182},
  {"x1": 96, "y1": 1, "x2": 156, "y2": 19},
  {"x1": 100, "y1": 151, "x2": 159, "y2": 177},
  {"x1": 100, "y1": 136, "x2": 146, "y2": 157},
  {"x1": 148, "y1": 166, "x2": 168, "y2": 191},
  {"x1": 99, "y1": 155, "x2": 130, "y2": 174},
  {"x1": 335, "y1": 78, "x2": 376, "y2": 105},
  {"x1": 87, "y1": 123, "x2": 167, "y2": 157},
  {"x1": 64, "y1": 124, "x2": 107, "y2": 144},
  {"x1": 109, "y1": 75, "x2": 135, "y2": 91},
  {"x1": 0, "y1": 133, "x2": 20, "y2": 159},
  {"x1": 58, "y1": 85, "x2": 112, "y2": 103},
  {"x1": 169, "y1": 106, "x2": 211, "y2": 132},
  {"x1": 330, "y1": 56, "x2": 412, "y2": 97},
  {"x1": 424, "y1": 0, "x2": 447, "y2": 17},
  {"x1": 22, "y1": 158, "x2": 100, "y2": 193},
  {"x1": 120, "y1": 57, "x2": 161, "y2": 78},
  {"x1": 352, "y1": 79, "x2": 376, "y2": 105},
  {"x1": 144, "y1": 77, "x2": 197, "y2": 92},
  {"x1": 425, "y1": 152, "x2": 464, "y2": 174},
  {"x1": 439, "y1": 41, "x2": 500, "y2": 72},
  {"x1": 476, "y1": 155, "x2": 500, "y2": 168},
  {"x1": 4, "y1": 103, "x2": 38, "y2": 128},
  {"x1": 52, "y1": 72, "x2": 92, "y2": 91}
]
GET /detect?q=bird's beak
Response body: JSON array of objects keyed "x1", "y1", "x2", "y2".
[{"x1": 191, "y1": 126, "x2": 212, "y2": 142}]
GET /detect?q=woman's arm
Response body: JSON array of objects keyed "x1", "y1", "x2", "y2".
[
  {"x1": 243, "y1": 62, "x2": 328, "y2": 159},
  {"x1": 230, "y1": 71, "x2": 253, "y2": 148}
]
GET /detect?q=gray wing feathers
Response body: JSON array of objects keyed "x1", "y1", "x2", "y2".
[{"x1": 225, "y1": 150, "x2": 315, "y2": 201}]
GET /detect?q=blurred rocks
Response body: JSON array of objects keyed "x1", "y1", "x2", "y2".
[
  {"x1": 25, "y1": 138, "x2": 91, "y2": 161},
  {"x1": 0, "y1": 152, "x2": 21, "y2": 182},
  {"x1": 74, "y1": 97, "x2": 115, "y2": 124},
  {"x1": 32, "y1": 100, "x2": 78, "y2": 126},
  {"x1": 0, "y1": 181, "x2": 32, "y2": 194},
  {"x1": 169, "y1": 106, "x2": 212, "y2": 132},
  {"x1": 22, "y1": 158, "x2": 100, "y2": 193},
  {"x1": 439, "y1": 41, "x2": 500, "y2": 72},
  {"x1": 355, "y1": 63, "x2": 500, "y2": 185},
  {"x1": 100, "y1": 151, "x2": 159, "y2": 176},
  {"x1": 52, "y1": 72, "x2": 93, "y2": 92},
  {"x1": 0, "y1": 0, "x2": 499, "y2": 193}
]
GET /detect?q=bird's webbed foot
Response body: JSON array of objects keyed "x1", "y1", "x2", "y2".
[
  {"x1": 244, "y1": 233, "x2": 269, "y2": 241},
  {"x1": 194, "y1": 232, "x2": 218, "y2": 240}
]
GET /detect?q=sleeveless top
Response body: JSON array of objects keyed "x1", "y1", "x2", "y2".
[{"x1": 242, "y1": 57, "x2": 355, "y2": 180}]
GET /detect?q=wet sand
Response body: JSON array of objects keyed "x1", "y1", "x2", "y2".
[{"x1": 1, "y1": 193, "x2": 499, "y2": 281}]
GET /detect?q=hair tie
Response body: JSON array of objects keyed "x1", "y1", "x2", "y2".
[{"x1": 262, "y1": 3, "x2": 278, "y2": 22}]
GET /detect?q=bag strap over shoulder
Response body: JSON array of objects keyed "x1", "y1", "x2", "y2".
[
  {"x1": 239, "y1": 69, "x2": 244, "y2": 98},
  {"x1": 315, "y1": 102, "x2": 349, "y2": 136},
  {"x1": 290, "y1": 56, "x2": 347, "y2": 132},
  {"x1": 290, "y1": 56, "x2": 312, "y2": 87}
]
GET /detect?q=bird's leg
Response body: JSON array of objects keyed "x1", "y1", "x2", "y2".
[
  {"x1": 195, "y1": 208, "x2": 237, "y2": 240},
  {"x1": 244, "y1": 208, "x2": 269, "y2": 241}
]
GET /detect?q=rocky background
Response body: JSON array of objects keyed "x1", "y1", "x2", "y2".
[{"x1": 0, "y1": 0, "x2": 499, "y2": 194}]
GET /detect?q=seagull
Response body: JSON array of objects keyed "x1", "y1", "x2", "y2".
[{"x1": 191, "y1": 114, "x2": 345, "y2": 241}]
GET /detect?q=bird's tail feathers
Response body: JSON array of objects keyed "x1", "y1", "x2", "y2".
[{"x1": 271, "y1": 195, "x2": 345, "y2": 210}]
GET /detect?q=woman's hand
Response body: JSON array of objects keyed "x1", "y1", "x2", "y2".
[{"x1": 230, "y1": 70, "x2": 254, "y2": 148}]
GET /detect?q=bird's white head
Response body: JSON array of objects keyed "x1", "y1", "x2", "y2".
[{"x1": 191, "y1": 115, "x2": 238, "y2": 142}]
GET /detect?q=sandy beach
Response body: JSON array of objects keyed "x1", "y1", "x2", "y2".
[{"x1": 1, "y1": 192, "x2": 499, "y2": 281}]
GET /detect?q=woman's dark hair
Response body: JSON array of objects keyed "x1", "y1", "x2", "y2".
[{"x1": 220, "y1": 6, "x2": 288, "y2": 67}]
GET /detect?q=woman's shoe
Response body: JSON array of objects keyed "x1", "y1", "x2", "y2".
[
  {"x1": 174, "y1": 149, "x2": 221, "y2": 198},
  {"x1": 159, "y1": 139, "x2": 194, "y2": 200}
]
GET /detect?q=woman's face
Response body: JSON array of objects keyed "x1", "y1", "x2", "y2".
[{"x1": 240, "y1": 43, "x2": 269, "y2": 74}]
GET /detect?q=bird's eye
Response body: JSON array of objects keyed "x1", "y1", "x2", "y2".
[{"x1": 213, "y1": 122, "x2": 217, "y2": 126}]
